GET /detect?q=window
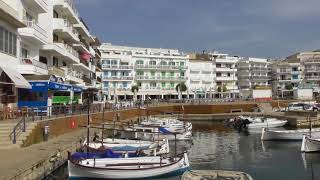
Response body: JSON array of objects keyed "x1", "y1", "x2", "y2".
[
  {"x1": 216, "y1": 64, "x2": 221, "y2": 68},
  {"x1": 227, "y1": 73, "x2": 231, "y2": 77},
  {"x1": 161, "y1": 72, "x2": 166, "y2": 76},
  {"x1": 136, "y1": 60, "x2": 144, "y2": 65},
  {"x1": 161, "y1": 82, "x2": 166, "y2": 88},
  {"x1": 149, "y1": 61, "x2": 156, "y2": 65},
  {"x1": 150, "y1": 82, "x2": 156, "y2": 87},
  {"x1": 21, "y1": 48, "x2": 29, "y2": 58},
  {"x1": 104, "y1": 82, "x2": 109, "y2": 87},
  {"x1": 169, "y1": 61, "x2": 175, "y2": 66},
  {"x1": 53, "y1": 10, "x2": 59, "y2": 18},
  {"x1": 137, "y1": 71, "x2": 144, "y2": 76},
  {"x1": 292, "y1": 75, "x2": 298, "y2": 80},
  {"x1": 170, "y1": 72, "x2": 174, "y2": 77},
  {"x1": 180, "y1": 62, "x2": 185, "y2": 66},
  {"x1": 170, "y1": 83, "x2": 174, "y2": 88},
  {"x1": 53, "y1": 34, "x2": 59, "y2": 42},
  {"x1": 4, "y1": 30, "x2": 8, "y2": 53},
  {"x1": 123, "y1": 82, "x2": 128, "y2": 88},
  {"x1": 39, "y1": 56, "x2": 47, "y2": 64},
  {"x1": 160, "y1": 61, "x2": 167, "y2": 66},
  {"x1": 216, "y1": 73, "x2": 221, "y2": 77},
  {"x1": 150, "y1": 71, "x2": 155, "y2": 76},
  {"x1": 53, "y1": 57, "x2": 59, "y2": 67},
  {"x1": 0, "y1": 27, "x2": 3, "y2": 51},
  {"x1": 180, "y1": 72, "x2": 185, "y2": 77}
]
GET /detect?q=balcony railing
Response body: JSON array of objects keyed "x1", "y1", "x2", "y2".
[
  {"x1": 135, "y1": 76, "x2": 187, "y2": 81},
  {"x1": 64, "y1": 0, "x2": 79, "y2": 17},
  {"x1": 23, "y1": 20, "x2": 47, "y2": 39},
  {"x1": 103, "y1": 76, "x2": 134, "y2": 80},
  {"x1": 102, "y1": 65, "x2": 133, "y2": 70},
  {"x1": 135, "y1": 64, "x2": 187, "y2": 70},
  {"x1": 20, "y1": 58, "x2": 48, "y2": 70},
  {"x1": 48, "y1": 66, "x2": 65, "y2": 77}
]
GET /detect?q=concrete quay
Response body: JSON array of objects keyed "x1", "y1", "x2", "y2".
[{"x1": 0, "y1": 129, "x2": 86, "y2": 180}]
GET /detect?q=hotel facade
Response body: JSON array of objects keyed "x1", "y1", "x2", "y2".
[{"x1": 100, "y1": 43, "x2": 188, "y2": 100}]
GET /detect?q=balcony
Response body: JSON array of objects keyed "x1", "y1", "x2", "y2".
[
  {"x1": 0, "y1": 1, "x2": 26, "y2": 28},
  {"x1": 53, "y1": 18, "x2": 79, "y2": 42},
  {"x1": 103, "y1": 76, "x2": 134, "y2": 81},
  {"x1": 305, "y1": 68, "x2": 320, "y2": 73},
  {"x1": 215, "y1": 76, "x2": 238, "y2": 81},
  {"x1": 134, "y1": 65, "x2": 187, "y2": 71},
  {"x1": 48, "y1": 66, "x2": 65, "y2": 77},
  {"x1": 18, "y1": 58, "x2": 48, "y2": 75},
  {"x1": 73, "y1": 42, "x2": 90, "y2": 54},
  {"x1": 24, "y1": 0, "x2": 48, "y2": 13},
  {"x1": 73, "y1": 21, "x2": 93, "y2": 41},
  {"x1": 60, "y1": 67, "x2": 83, "y2": 84},
  {"x1": 82, "y1": 75, "x2": 92, "y2": 85},
  {"x1": 305, "y1": 76, "x2": 320, "y2": 81},
  {"x1": 215, "y1": 67, "x2": 236, "y2": 72},
  {"x1": 54, "y1": 0, "x2": 80, "y2": 23},
  {"x1": 135, "y1": 76, "x2": 187, "y2": 81},
  {"x1": 19, "y1": 20, "x2": 47, "y2": 45},
  {"x1": 278, "y1": 69, "x2": 291, "y2": 74},
  {"x1": 102, "y1": 65, "x2": 133, "y2": 70}
]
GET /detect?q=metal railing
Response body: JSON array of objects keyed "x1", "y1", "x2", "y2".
[
  {"x1": 102, "y1": 65, "x2": 134, "y2": 70},
  {"x1": 134, "y1": 64, "x2": 187, "y2": 70},
  {"x1": 23, "y1": 20, "x2": 48, "y2": 39},
  {"x1": 20, "y1": 58, "x2": 48, "y2": 70},
  {"x1": 9, "y1": 115, "x2": 26, "y2": 144}
]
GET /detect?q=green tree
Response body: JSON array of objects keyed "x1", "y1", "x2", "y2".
[
  {"x1": 176, "y1": 82, "x2": 187, "y2": 99},
  {"x1": 131, "y1": 85, "x2": 139, "y2": 102}
]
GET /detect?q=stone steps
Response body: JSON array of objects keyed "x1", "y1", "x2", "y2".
[{"x1": 0, "y1": 121, "x2": 38, "y2": 149}]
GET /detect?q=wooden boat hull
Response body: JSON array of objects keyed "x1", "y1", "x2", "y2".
[
  {"x1": 261, "y1": 128, "x2": 320, "y2": 141},
  {"x1": 68, "y1": 153, "x2": 190, "y2": 179},
  {"x1": 301, "y1": 135, "x2": 320, "y2": 152}
]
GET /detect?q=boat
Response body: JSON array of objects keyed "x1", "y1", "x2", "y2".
[
  {"x1": 248, "y1": 119, "x2": 287, "y2": 129},
  {"x1": 122, "y1": 125, "x2": 192, "y2": 141},
  {"x1": 68, "y1": 152, "x2": 191, "y2": 179},
  {"x1": 301, "y1": 135, "x2": 320, "y2": 152},
  {"x1": 261, "y1": 127, "x2": 320, "y2": 141},
  {"x1": 83, "y1": 138, "x2": 170, "y2": 155},
  {"x1": 140, "y1": 117, "x2": 192, "y2": 132}
]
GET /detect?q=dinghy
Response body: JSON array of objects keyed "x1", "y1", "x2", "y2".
[
  {"x1": 301, "y1": 135, "x2": 320, "y2": 152},
  {"x1": 141, "y1": 118, "x2": 192, "y2": 132},
  {"x1": 261, "y1": 127, "x2": 320, "y2": 141},
  {"x1": 68, "y1": 152, "x2": 190, "y2": 179}
]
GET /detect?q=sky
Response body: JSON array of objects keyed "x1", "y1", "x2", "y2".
[{"x1": 76, "y1": 0, "x2": 320, "y2": 59}]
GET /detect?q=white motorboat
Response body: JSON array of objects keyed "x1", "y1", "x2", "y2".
[
  {"x1": 83, "y1": 138, "x2": 169, "y2": 155},
  {"x1": 248, "y1": 119, "x2": 287, "y2": 129},
  {"x1": 261, "y1": 127, "x2": 320, "y2": 141},
  {"x1": 301, "y1": 135, "x2": 320, "y2": 152},
  {"x1": 68, "y1": 152, "x2": 190, "y2": 179},
  {"x1": 122, "y1": 125, "x2": 192, "y2": 141},
  {"x1": 141, "y1": 117, "x2": 192, "y2": 132}
]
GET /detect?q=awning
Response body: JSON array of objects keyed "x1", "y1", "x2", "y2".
[{"x1": 0, "y1": 65, "x2": 31, "y2": 89}]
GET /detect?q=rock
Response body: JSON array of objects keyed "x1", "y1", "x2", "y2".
[{"x1": 181, "y1": 170, "x2": 253, "y2": 180}]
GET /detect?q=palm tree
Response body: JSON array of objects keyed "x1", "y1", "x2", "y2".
[
  {"x1": 176, "y1": 82, "x2": 187, "y2": 99},
  {"x1": 131, "y1": 85, "x2": 139, "y2": 102}
]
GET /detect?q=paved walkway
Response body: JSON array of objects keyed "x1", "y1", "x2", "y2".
[{"x1": 0, "y1": 129, "x2": 87, "y2": 180}]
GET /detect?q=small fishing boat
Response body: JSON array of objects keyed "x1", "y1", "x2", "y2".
[
  {"x1": 301, "y1": 135, "x2": 320, "y2": 152},
  {"x1": 83, "y1": 138, "x2": 170, "y2": 155},
  {"x1": 261, "y1": 128, "x2": 320, "y2": 141},
  {"x1": 68, "y1": 152, "x2": 190, "y2": 179}
]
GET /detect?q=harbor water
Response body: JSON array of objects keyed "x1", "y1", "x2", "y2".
[{"x1": 49, "y1": 121, "x2": 320, "y2": 180}]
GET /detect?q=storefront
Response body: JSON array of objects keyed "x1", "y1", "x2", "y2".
[
  {"x1": 18, "y1": 76, "x2": 83, "y2": 108},
  {"x1": 0, "y1": 65, "x2": 31, "y2": 108}
]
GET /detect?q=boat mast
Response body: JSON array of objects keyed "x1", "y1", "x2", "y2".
[
  {"x1": 308, "y1": 115, "x2": 312, "y2": 137},
  {"x1": 86, "y1": 102, "x2": 90, "y2": 158}
]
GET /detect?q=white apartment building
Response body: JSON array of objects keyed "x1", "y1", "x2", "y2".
[
  {"x1": 0, "y1": 0, "x2": 102, "y2": 107},
  {"x1": 209, "y1": 52, "x2": 239, "y2": 98},
  {"x1": 100, "y1": 43, "x2": 188, "y2": 100},
  {"x1": 237, "y1": 58, "x2": 271, "y2": 89},
  {"x1": 187, "y1": 53, "x2": 216, "y2": 98},
  {"x1": 0, "y1": 0, "x2": 31, "y2": 107},
  {"x1": 272, "y1": 58, "x2": 302, "y2": 98},
  {"x1": 299, "y1": 51, "x2": 320, "y2": 92}
]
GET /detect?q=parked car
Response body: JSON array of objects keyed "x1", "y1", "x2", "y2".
[{"x1": 287, "y1": 103, "x2": 313, "y2": 111}]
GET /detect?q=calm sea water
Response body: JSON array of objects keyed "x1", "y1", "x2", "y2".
[{"x1": 49, "y1": 121, "x2": 320, "y2": 180}]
